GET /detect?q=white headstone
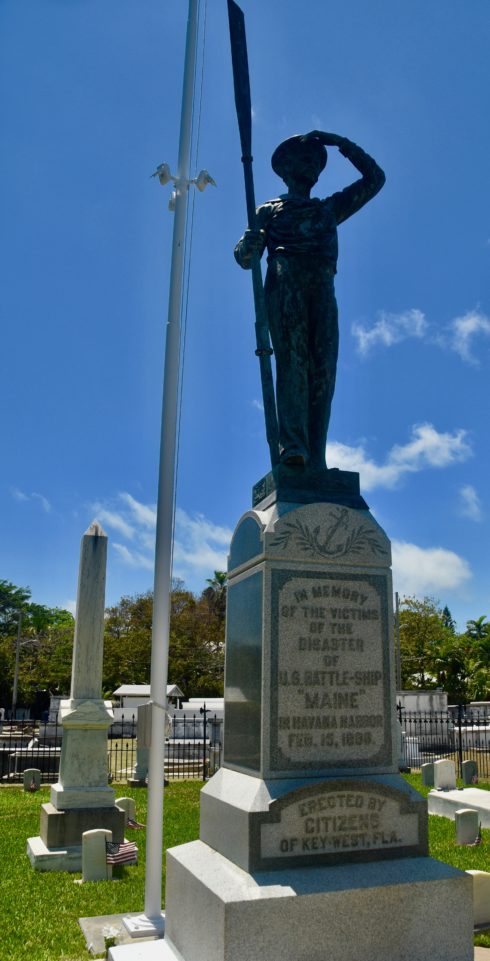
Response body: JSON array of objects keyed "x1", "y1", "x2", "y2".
[
  {"x1": 433, "y1": 758, "x2": 456, "y2": 791},
  {"x1": 455, "y1": 809, "x2": 480, "y2": 845},
  {"x1": 116, "y1": 797, "x2": 136, "y2": 825},
  {"x1": 23, "y1": 768, "x2": 41, "y2": 791},
  {"x1": 467, "y1": 870, "x2": 490, "y2": 927},
  {"x1": 82, "y1": 828, "x2": 112, "y2": 882},
  {"x1": 137, "y1": 702, "x2": 152, "y2": 748},
  {"x1": 129, "y1": 702, "x2": 151, "y2": 784},
  {"x1": 130, "y1": 746, "x2": 149, "y2": 784},
  {"x1": 462, "y1": 759, "x2": 478, "y2": 785},
  {"x1": 421, "y1": 762, "x2": 434, "y2": 787}
]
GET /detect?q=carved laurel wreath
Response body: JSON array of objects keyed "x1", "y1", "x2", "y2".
[{"x1": 270, "y1": 508, "x2": 387, "y2": 559}]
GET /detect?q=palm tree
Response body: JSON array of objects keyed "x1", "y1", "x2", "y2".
[
  {"x1": 466, "y1": 616, "x2": 489, "y2": 640},
  {"x1": 202, "y1": 571, "x2": 227, "y2": 622}
]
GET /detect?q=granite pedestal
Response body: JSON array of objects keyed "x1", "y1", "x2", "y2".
[{"x1": 111, "y1": 473, "x2": 473, "y2": 961}]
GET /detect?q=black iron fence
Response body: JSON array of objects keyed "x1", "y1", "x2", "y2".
[
  {"x1": 398, "y1": 706, "x2": 490, "y2": 778},
  {"x1": 108, "y1": 710, "x2": 223, "y2": 782},
  {"x1": 0, "y1": 710, "x2": 223, "y2": 785},
  {"x1": 7, "y1": 706, "x2": 489, "y2": 784},
  {"x1": 0, "y1": 716, "x2": 62, "y2": 783}
]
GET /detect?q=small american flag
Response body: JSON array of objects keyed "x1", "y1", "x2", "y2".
[
  {"x1": 127, "y1": 818, "x2": 145, "y2": 829},
  {"x1": 106, "y1": 840, "x2": 138, "y2": 866}
]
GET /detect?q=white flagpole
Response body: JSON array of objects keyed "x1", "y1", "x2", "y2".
[{"x1": 123, "y1": 0, "x2": 199, "y2": 937}]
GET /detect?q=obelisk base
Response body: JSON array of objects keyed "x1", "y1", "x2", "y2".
[{"x1": 27, "y1": 695, "x2": 125, "y2": 870}]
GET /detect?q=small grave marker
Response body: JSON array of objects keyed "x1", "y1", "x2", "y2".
[
  {"x1": 434, "y1": 758, "x2": 456, "y2": 791},
  {"x1": 455, "y1": 809, "x2": 480, "y2": 846},
  {"x1": 421, "y1": 762, "x2": 434, "y2": 787},
  {"x1": 82, "y1": 829, "x2": 112, "y2": 882},
  {"x1": 462, "y1": 759, "x2": 478, "y2": 786},
  {"x1": 23, "y1": 768, "x2": 41, "y2": 792},
  {"x1": 116, "y1": 797, "x2": 136, "y2": 826},
  {"x1": 467, "y1": 871, "x2": 490, "y2": 927}
]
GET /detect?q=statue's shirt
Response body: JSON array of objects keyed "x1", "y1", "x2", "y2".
[{"x1": 259, "y1": 196, "x2": 340, "y2": 266}]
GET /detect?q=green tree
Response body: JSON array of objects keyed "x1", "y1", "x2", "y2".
[
  {"x1": 103, "y1": 580, "x2": 226, "y2": 699},
  {"x1": 398, "y1": 597, "x2": 490, "y2": 703},
  {"x1": 399, "y1": 596, "x2": 453, "y2": 690},
  {"x1": 202, "y1": 571, "x2": 227, "y2": 622},
  {"x1": 0, "y1": 579, "x2": 31, "y2": 635},
  {"x1": 104, "y1": 592, "x2": 153, "y2": 692},
  {"x1": 428, "y1": 633, "x2": 470, "y2": 703},
  {"x1": 441, "y1": 605, "x2": 456, "y2": 633},
  {"x1": 466, "y1": 616, "x2": 489, "y2": 640},
  {"x1": 0, "y1": 580, "x2": 74, "y2": 707}
]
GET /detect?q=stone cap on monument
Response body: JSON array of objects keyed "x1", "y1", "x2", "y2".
[{"x1": 228, "y1": 502, "x2": 391, "y2": 577}]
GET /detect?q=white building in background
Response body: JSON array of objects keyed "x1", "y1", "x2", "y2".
[
  {"x1": 181, "y1": 697, "x2": 224, "y2": 717},
  {"x1": 111, "y1": 686, "x2": 223, "y2": 742},
  {"x1": 396, "y1": 690, "x2": 448, "y2": 713},
  {"x1": 112, "y1": 684, "x2": 185, "y2": 722}
]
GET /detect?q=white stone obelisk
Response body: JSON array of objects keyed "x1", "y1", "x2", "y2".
[{"x1": 51, "y1": 521, "x2": 116, "y2": 810}]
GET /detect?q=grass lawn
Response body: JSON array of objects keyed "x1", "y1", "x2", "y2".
[
  {"x1": 0, "y1": 782, "x2": 201, "y2": 961},
  {"x1": 2, "y1": 775, "x2": 490, "y2": 958},
  {"x1": 403, "y1": 773, "x2": 490, "y2": 948}
]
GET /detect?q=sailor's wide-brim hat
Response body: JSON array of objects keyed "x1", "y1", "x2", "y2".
[{"x1": 271, "y1": 134, "x2": 327, "y2": 179}]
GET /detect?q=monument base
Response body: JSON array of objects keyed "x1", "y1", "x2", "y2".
[
  {"x1": 27, "y1": 801, "x2": 125, "y2": 872},
  {"x1": 252, "y1": 465, "x2": 368, "y2": 511},
  {"x1": 26, "y1": 835, "x2": 83, "y2": 872},
  {"x1": 109, "y1": 494, "x2": 472, "y2": 961},
  {"x1": 200, "y1": 767, "x2": 428, "y2": 873},
  {"x1": 158, "y1": 841, "x2": 473, "y2": 961}
]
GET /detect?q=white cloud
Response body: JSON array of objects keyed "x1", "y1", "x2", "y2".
[
  {"x1": 11, "y1": 488, "x2": 51, "y2": 512},
  {"x1": 61, "y1": 598, "x2": 77, "y2": 616},
  {"x1": 352, "y1": 306, "x2": 490, "y2": 365},
  {"x1": 92, "y1": 492, "x2": 231, "y2": 588},
  {"x1": 327, "y1": 423, "x2": 472, "y2": 491},
  {"x1": 252, "y1": 398, "x2": 264, "y2": 412},
  {"x1": 92, "y1": 505, "x2": 135, "y2": 540},
  {"x1": 119, "y1": 492, "x2": 157, "y2": 528},
  {"x1": 459, "y1": 484, "x2": 483, "y2": 522},
  {"x1": 392, "y1": 540, "x2": 472, "y2": 596},
  {"x1": 172, "y1": 508, "x2": 232, "y2": 580},
  {"x1": 352, "y1": 308, "x2": 428, "y2": 355},
  {"x1": 31, "y1": 493, "x2": 52, "y2": 513},
  {"x1": 113, "y1": 543, "x2": 154, "y2": 571},
  {"x1": 449, "y1": 310, "x2": 490, "y2": 365},
  {"x1": 175, "y1": 507, "x2": 231, "y2": 548},
  {"x1": 11, "y1": 488, "x2": 28, "y2": 502}
]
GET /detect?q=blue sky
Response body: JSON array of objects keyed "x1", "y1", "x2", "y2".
[{"x1": 1, "y1": 0, "x2": 489, "y2": 632}]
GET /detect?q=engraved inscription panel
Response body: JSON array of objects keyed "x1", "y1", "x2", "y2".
[
  {"x1": 271, "y1": 571, "x2": 390, "y2": 770},
  {"x1": 259, "y1": 783, "x2": 421, "y2": 865}
]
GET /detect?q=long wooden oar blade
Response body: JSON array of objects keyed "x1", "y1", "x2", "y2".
[
  {"x1": 227, "y1": 0, "x2": 252, "y2": 160},
  {"x1": 227, "y1": 0, "x2": 280, "y2": 467}
]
